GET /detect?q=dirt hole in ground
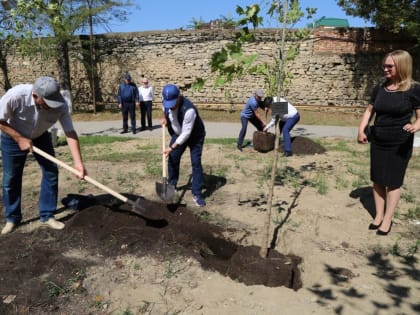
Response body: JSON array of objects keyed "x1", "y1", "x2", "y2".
[
  {"x1": 0, "y1": 137, "x2": 325, "y2": 312},
  {"x1": 0, "y1": 197, "x2": 302, "y2": 312}
]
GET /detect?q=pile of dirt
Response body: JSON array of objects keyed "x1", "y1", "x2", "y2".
[
  {"x1": 279, "y1": 136, "x2": 326, "y2": 155},
  {"x1": 0, "y1": 196, "x2": 302, "y2": 314},
  {"x1": 252, "y1": 135, "x2": 326, "y2": 155}
]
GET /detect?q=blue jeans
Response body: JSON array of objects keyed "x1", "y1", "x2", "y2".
[
  {"x1": 279, "y1": 113, "x2": 300, "y2": 153},
  {"x1": 140, "y1": 101, "x2": 153, "y2": 128},
  {"x1": 237, "y1": 115, "x2": 264, "y2": 147},
  {"x1": 168, "y1": 135, "x2": 205, "y2": 197},
  {"x1": 1, "y1": 132, "x2": 59, "y2": 223}
]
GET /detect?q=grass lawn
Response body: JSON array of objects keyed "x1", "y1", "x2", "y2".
[{"x1": 72, "y1": 106, "x2": 364, "y2": 127}]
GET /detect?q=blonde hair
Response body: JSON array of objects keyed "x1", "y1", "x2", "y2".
[{"x1": 383, "y1": 50, "x2": 416, "y2": 91}]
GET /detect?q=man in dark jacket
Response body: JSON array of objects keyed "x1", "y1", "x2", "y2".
[
  {"x1": 117, "y1": 73, "x2": 139, "y2": 134},
  {"x1": 161, "y1": 84, "x2": 206, "y2": 207}
]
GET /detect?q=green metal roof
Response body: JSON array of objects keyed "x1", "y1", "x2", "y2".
[{"x1": 309, "y1": 16, "x2": 349, "y2": 28}]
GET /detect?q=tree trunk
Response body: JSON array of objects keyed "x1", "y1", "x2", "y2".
[
  {"x1": 55, "y1": 39, "x2": 72, "y2": 91},
  {"x1": 0, "y1": 41, "x2": 12, "y2": 91},
  {"x1": 89, "y1": 13, "x2": 97, "y2": 113}
]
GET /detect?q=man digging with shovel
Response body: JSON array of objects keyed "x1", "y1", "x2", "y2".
[
  {"x1": 0, "y1": 76, "x2": 87, "y2": 234},
  {"x1": 160, "y1": 84, "x2": 206, "y2": 207}
]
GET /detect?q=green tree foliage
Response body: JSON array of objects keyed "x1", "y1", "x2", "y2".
[
  {"x1": 193, "y1": 1, "x2": 315, "y2": 103},
  {"x1": 0, "y1": 0, "x2": 17, "y2": 90},
  {"x1": 256, "y1": 0, "x2": 315, "y2": 97},
  {"x1": 1, "y1": 0, "x2": 133, "y2": 91},
  {"x1": 337, "y1": 0, "x2": 420, "y2": 44}
]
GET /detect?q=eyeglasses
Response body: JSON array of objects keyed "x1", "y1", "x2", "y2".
[{"x1": 382, "y1": 64, "x2": 395, "y2": 70}]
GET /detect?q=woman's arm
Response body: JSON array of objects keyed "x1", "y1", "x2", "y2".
[
  {"x1": 357, "y1": 104, "x2": 374, "y2": 144},
  {"x1": 403, "y1": 108, "x2": 420, "y2": 133}
]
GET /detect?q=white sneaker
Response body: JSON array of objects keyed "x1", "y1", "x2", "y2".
[
  {"x1": 43, "y1": 218, "x2": 65, "y2": 230},
  {"x1": 1, "y1": 222, "x2": 16, "y2": 235}
]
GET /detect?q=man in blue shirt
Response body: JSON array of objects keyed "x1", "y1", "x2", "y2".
[
  {"x1": 237, "y1": 89, "x2": 267, "y2": 151},
  {"x1": 117, "y1": 73, "x2": 139, "y2": 134}
]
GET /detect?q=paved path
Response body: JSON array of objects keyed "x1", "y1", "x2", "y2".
[
  {"x1": 72, "y1": 119, "x2": 359, "y2": 138},
  {"x1": 71, "y1": 119, "x2": 420, "y2": 146}
]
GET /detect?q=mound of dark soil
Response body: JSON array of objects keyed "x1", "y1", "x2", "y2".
[
  {"x1": 0, "y1": 197, "x2": 302, "y2": 313},
  {"x1": 279, "y1": 136, "x2": 326, "y2": 155}
]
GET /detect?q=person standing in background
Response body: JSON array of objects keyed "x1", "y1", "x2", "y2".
[
  {"x1": 138, "y1": 77, "x2": 154, "y2": 131},
  {"x1": 237, "y1": 89, "x2": 267, "y2": 151},
  {"x1": 358, "y1": 49, "x2": 420, "y2": 236},
  {"x1": 117, "y1": 72, "x2": 139, "y2": 134}
]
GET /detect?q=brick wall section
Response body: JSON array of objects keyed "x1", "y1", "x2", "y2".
[
  {"x1": 1, "y1": 28, "x2": 417, "y2": 111},
  {"x1": 313, "y1": 28, "x2": 416, "y2": 54}
]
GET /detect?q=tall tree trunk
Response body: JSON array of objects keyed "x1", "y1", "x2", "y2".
[
  {"x1": 89, "y1": 13, "x2": 97, "y2": 113},
  {"x1": 0, "y1": 41, "x2": 12, "y2": 91},
  {"x1": 55, "y1": 39, "x2": 73, "y2": 111},
  {"x1": 55, "y1": 39, "x2": 71, "y2": 91}
]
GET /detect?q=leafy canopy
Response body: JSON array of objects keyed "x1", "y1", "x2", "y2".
[{"x1": 337, "y1": 0, "x2": 420, "y2": 38}]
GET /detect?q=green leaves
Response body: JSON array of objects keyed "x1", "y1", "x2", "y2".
[
  {"x1": 192, "y1": 1, "x2": 315, "y2": 103},
  {"x1": 337, "y1": 0, "x2": 420, "y2": 51}
]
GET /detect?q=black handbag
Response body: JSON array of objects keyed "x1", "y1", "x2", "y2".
[{"x1": 364, "y1": 125, "x2": 373, "y2": 142}]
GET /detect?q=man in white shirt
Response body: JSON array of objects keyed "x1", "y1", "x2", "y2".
[
  {"x1": 0, "y1": 76, "x2": 87, "y2": 234},
  {"x1": 161, "y1": 84, "x2": 206, "y2": 207},
  {"x1": 138, "y1": 77, "x2": 154, "y2": 131}
]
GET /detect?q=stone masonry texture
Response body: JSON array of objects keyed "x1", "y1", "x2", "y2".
[{"x1": 1, "y1": 28, "x2": 417, "y2": 111}]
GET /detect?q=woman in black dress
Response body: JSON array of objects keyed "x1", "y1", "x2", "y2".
[{"x1": 358, "y1": 50, "x2": 420, "y2": 235}]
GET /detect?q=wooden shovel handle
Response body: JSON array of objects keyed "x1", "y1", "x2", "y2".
[
  {"x1": 32, "y1": 145, "x2": 128, "y2": 203},
  {"x1": 162, "y1": 125, "x2": 167, "y2": 178}
]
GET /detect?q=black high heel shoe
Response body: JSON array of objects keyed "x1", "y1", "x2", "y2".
[
  {"x1": 368, "y1": 222, "x2": 382, "y2": 230},
  {"x1": 377, "y1": 222, "x2": 393, "y2": 236}
]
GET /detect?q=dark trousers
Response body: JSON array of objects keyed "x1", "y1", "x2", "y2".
[
  {"x1": 121, "y1": 102, "x2": 136, "y2": 131},
  {"x1": 1, "y1": 132, "x2": 58, "y2": 223},
  {"x1": 140, "y1": 101, "x2": 153, "y2": 128},
  {"x1": 237, "y1": 115, "x2": 264, "y2": 147},
  {"x1": 168, "y1": 135, "x2": 205, "y2": 197}
]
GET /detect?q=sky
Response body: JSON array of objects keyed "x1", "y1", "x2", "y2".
[{"x1": 106, "y1": 0, "x2": 372, "y2": 34}]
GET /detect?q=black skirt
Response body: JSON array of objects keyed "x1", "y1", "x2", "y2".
[{"x1": 370, "y1": 126, "x2": 414, "y2": 188}]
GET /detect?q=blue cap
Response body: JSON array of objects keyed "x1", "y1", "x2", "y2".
[
  {"x1": 124, "y1": 73, "x2": 132, "y2": 80},
  {"x1": 162, "y1": 84, "x2": 180, "y2": 109}
]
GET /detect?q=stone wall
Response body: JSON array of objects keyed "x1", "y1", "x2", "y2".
[{"x1": 2, "y1": 28, "x2": 417, "y2": 111}]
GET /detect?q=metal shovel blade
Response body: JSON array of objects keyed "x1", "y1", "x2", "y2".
[
  {"x1": 156, "y1": 178, "x2": 175, "y2": 202},
  {"x1": 126, "y1": 198, "x2": 161, "y2": 220}
]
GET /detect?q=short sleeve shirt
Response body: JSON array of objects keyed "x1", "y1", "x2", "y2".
[
  {"x1": 371, "y1": 83, "x2": 420, "y2": 128},
  {"x1": 0, "y1": 84, "x2": 74, "y2": 139},
  {"x1": 241, "y1": 96, "x2": 260, "y2": 119}
]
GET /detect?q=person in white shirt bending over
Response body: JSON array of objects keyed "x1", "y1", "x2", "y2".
[
  {"x1": 138, "y1": 77, "x2": 154, "y2": 131},
  {"x1": 263, "y1": 97, "x2": 300, "y2": 157}
]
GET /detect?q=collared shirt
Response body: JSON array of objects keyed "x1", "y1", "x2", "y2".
[
  {"x1": 0, "y1": 84, "x2": 74, "y2": 139},
  {"x1": 167, "y1": 106, "x2": 197, "y2": 146},
  {"x1": 264, "y1": 98, "x2": 299, "y2": 130},
  {"x1": 281, "y1": 97, "x2": 298, "y2": 120},
  {"x1": 139, "y1": 85, "x2": 154, "y2": 102},
  {"x1": 240, "y1": 95, "x2": 260, "y2": 119}
]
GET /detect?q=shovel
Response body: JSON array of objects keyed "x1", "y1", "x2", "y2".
[
  {"x1": 32, "y1": 146, "x2": 159, "y2": 220},
  {"x1": 156, "y1": 125, "x2": 175, "y2": 202}
]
